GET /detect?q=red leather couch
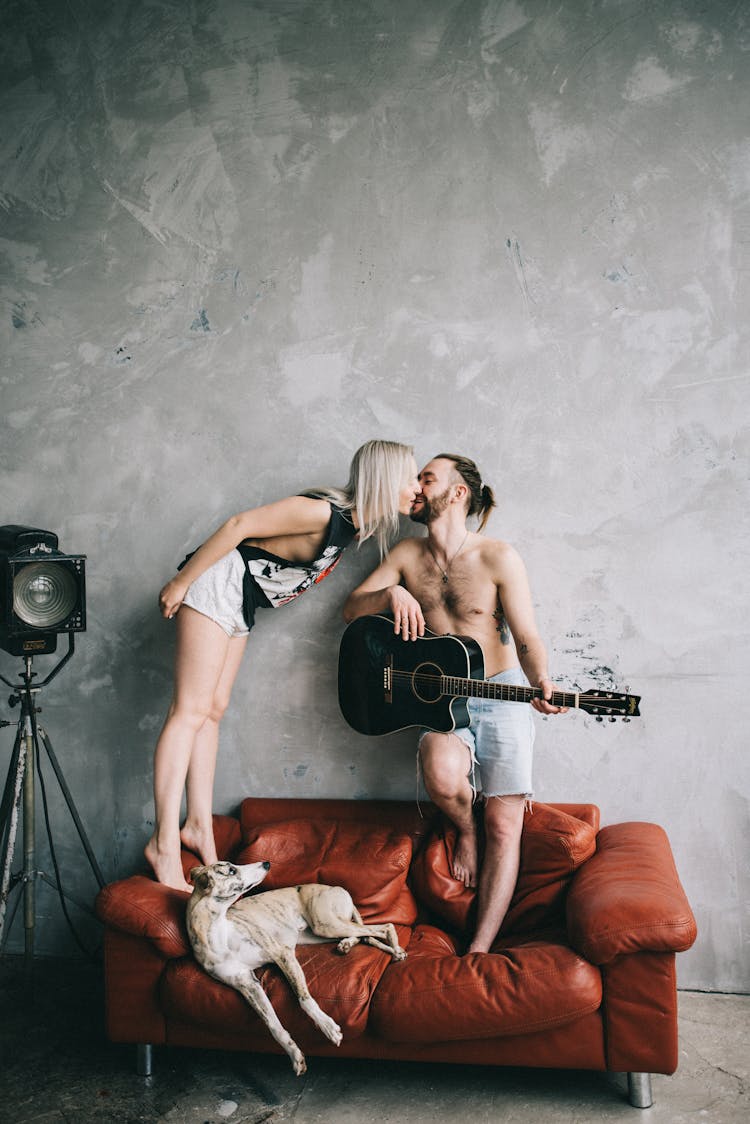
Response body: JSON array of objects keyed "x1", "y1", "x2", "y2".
[{"x1": 95, "y1": 797, "x2": 697, "y2": 1108}]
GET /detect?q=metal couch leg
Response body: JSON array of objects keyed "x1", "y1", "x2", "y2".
[
  {"x1": 136, "y1": 1043, "x2": 153, "y2": 1077},
  {"x1": 627, "y1": 1072, "x2": 653, "y2": 1108}
]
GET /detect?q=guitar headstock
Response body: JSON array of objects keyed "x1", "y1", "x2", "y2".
[{"x1": 579, "y1": 690, "x2": 641, "y2": 719}]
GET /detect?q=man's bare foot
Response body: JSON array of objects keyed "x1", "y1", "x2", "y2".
[
  {"x1": 451, "y1": 826, "x2": 478, "y2": 888},
  {"x1": 179, "y1": 824, "x2": 218, "y2": 867},
  {"x1": 144, "y1": 837, "x2": 192, "y2": 893}
]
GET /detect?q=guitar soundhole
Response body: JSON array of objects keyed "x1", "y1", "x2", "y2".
[{"x1": 412, "y1": 662, "x2": 443, "y2": 704}]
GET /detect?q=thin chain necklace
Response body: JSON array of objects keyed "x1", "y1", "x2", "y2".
[{"x1": 428, "y1": 530, "x2": 469, "y2": 584}]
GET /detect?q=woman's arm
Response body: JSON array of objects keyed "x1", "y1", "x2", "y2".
[
  {"x1": 343, "y1": 540, "x2": 425, "y2": 640},
  {"x1": 159, "y1": 496, "x2": 331, "y2": 618}
]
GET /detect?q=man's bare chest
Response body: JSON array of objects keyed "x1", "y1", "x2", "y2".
[{"x1": 404, "y1": 554, "x2": 496, "y2": 631}]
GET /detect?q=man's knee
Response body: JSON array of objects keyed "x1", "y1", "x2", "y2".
[
  {"x1": 419, "y1": 732, "x2": 472, "y2": 796},
  {"x1": 482, "y1": 794, "x2": 526, "y2": 845}
]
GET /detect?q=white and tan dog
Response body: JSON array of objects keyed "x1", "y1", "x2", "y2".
[{"x1": 186, "y1": 860, "x2": 407, "y2": 1075}]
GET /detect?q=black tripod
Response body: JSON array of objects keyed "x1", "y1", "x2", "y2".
[{"x1": 0, "y1": 637, "x2": 105, "y2": 968}]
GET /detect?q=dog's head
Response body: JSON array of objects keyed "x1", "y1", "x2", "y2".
[{"x1": 189, "y1": 860, "x2": 271, "y2": 904}]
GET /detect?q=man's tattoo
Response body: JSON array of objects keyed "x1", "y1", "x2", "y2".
[{"x1": 493, "y1": 606, "x2": 511, "y2": 645}]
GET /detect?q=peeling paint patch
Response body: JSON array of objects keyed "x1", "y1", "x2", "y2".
[{"x1": 190, "y1": 308, "x2": 211, "y2": 332}]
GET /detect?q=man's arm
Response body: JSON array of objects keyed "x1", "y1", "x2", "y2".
[
  {"x1": 343, "y1": 540, "x2": 425, "y2": 640},
  {"x1": 491, "y1": 543, "x2": 566, "y2": 715}
]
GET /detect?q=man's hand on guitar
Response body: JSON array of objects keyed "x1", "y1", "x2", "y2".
[
  {"x1": 389, "y1": 586, "x2": 425, "y2": 641},
  {"x1": 531, "y1": 678, "x2": 568, "y2": 715}
]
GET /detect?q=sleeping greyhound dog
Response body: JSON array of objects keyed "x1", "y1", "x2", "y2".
[{"x1": 186, "y1": 860, "x2": 407, "y2": 1075}]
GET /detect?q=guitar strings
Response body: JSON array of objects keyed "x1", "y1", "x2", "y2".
[{"x1": 387, "y1": 669, "x2": 627, "y2": 708}]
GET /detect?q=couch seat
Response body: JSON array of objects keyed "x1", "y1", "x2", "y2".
[
  {"x1": 369, "y1": 925, "x2": 602, "y2": 1043},
  {"x1": 160, "y1": 925, "x2": 413, "y2": 1043}
]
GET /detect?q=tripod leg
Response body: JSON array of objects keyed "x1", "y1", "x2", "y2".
[
  {"x1": 36, "y1": 726, "x2": 106, "y2": 889},
  {"x1": 1, "y1": 722, "x2": 24, "y2": 835},
  {"x1": 23, "y1": 720, "x2": 36, "y2": 968},
  {"x1": 0, "y1": 722, "x2": 27, "y2": 949}
]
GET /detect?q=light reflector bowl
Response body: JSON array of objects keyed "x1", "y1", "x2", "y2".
[{"x1": 13, "y1": 562, "x2": 78, "y2": 628}]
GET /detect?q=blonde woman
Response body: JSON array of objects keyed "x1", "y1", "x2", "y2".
[{"x1": 146, "y1": 440, "x2": 420, "y2": 890}]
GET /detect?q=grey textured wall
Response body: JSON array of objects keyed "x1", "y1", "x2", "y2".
[{"x1": 1, "y1": 0, "x2": 747, "y2": 991}]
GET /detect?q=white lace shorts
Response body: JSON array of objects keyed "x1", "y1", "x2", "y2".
[{"x1": 181, "y1": 551, "x2": 250, "y2": 638}]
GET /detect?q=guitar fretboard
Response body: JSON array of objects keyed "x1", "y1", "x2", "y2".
[{"x1": 442, "y1": 676, "x2": 579, "y2": 709}]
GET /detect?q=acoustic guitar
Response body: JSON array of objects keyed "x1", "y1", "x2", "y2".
[{"x1": 338, "y1": 613, "x2": 641, "y2": 736}]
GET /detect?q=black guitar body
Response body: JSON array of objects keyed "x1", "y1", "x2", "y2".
[{"x1": 338, "y1": 613, "x2": 486, "y2": 735}]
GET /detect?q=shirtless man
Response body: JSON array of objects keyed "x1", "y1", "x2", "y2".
[{"x1": 343, "y1": 453, "x2": 565, "y2": 954}]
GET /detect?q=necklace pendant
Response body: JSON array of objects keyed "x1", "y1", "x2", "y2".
[{"x1": 442, "y1": 574, "x2": 449, "y2": 583}]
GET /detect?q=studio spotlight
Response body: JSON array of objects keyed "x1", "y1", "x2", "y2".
[
  {"x1": 0, "y1": 525, "x2": 86, "y2": 656},
  {"x1": 0, "y1": 524, "x2": 101, "y2": 965}
]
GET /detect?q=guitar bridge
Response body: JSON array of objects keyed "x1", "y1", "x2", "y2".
[{"x1": 383, "y1": 658, "x2": 392, "y2": 705}]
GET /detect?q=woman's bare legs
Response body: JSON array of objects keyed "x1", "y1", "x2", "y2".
[
  {"x1": 180, "y1": 632, "x2": 248, "y2": 863},
  {"x1": 145, "y1": 607, "x2": 248, "y2": 891}
]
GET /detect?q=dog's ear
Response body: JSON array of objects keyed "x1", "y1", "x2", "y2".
[{"x1": 190, "y1": 865, "x2": 211, "y2": 890}]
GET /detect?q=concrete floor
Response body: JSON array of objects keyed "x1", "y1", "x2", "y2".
[{"x1": 0, "y1": 956, "x2": 747, "y2": 1123}]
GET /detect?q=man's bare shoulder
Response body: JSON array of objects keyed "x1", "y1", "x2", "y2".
[
  {"x1": 388, "y1": 534, "x2": 426, "y2": 562},
  {"x1": 476, "y1": 536, "x2": 525, "y2": 576}
]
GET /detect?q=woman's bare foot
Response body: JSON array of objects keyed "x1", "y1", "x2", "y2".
[
  {"x1": 144, "y1": 836, "x2": 193, "y2": 893},
  {"x1": 451, "y1": 825, "x2": 478, "y2": 888},
  {"x1": 179, "y1": 823, "x2": 218, "y2": 867}
]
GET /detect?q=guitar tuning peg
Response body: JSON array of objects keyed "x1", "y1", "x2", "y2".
[
  {"x1": 609, "y1": 716, "x2": 617, "y2": 723},
  {"x1": 622, "y1": 717, "x2": 630, "y2": 724},
  {"x1": 596, "y1": 715, "x2": 603, "y2": 723}
]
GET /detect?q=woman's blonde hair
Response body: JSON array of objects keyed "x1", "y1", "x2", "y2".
[{"x1": 304, "y1": 439, "x2": 414, "y2": 558}]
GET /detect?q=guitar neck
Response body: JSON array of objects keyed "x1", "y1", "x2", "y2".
[{"x1": 443, "y1": 675, "x2": 579, "y2": 710}]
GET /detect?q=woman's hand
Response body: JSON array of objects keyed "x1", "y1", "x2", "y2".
[{"x1": 159, "y1": 577, "x2": 189, "y2": 619}]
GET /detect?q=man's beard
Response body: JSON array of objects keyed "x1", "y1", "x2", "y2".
[{"x1": 410, "y1": 487, "x2": 452, "y2": 525}]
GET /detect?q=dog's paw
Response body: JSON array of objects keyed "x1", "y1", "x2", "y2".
[
  {"x1": 291, "y1": 1050, "x2": 307, "y2": 1076},
  {"x1": 318, "y1": 1014, "x2": 343, "y2": 1046},
  {"x1": 392, "y1": 946, "x2": 407, "y2": 961},
  {"x1": 336, "y1": 937, "x2": 357, "y2": 955}
]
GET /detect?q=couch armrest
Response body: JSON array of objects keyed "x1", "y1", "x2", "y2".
[
  {"x1": 95, "y1": 875, "x2": 191, "y2": 959},
  {"x1": 566, "y1": 822, "x2": 697, "y2": 964}
]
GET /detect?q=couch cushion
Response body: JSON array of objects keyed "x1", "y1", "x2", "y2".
[
  {"x1": 161, "y1": 926, "x2": 412, "y2": 1042},
  {"x1": 409, "y1": 803, "x2": 597, "y2": 936},
  {"x1": 369, "y1": 924, "x2": 602, "y2": 1043},
  {"x1": 236, "y1": 819, "x2": 417, "y2": 924}
]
